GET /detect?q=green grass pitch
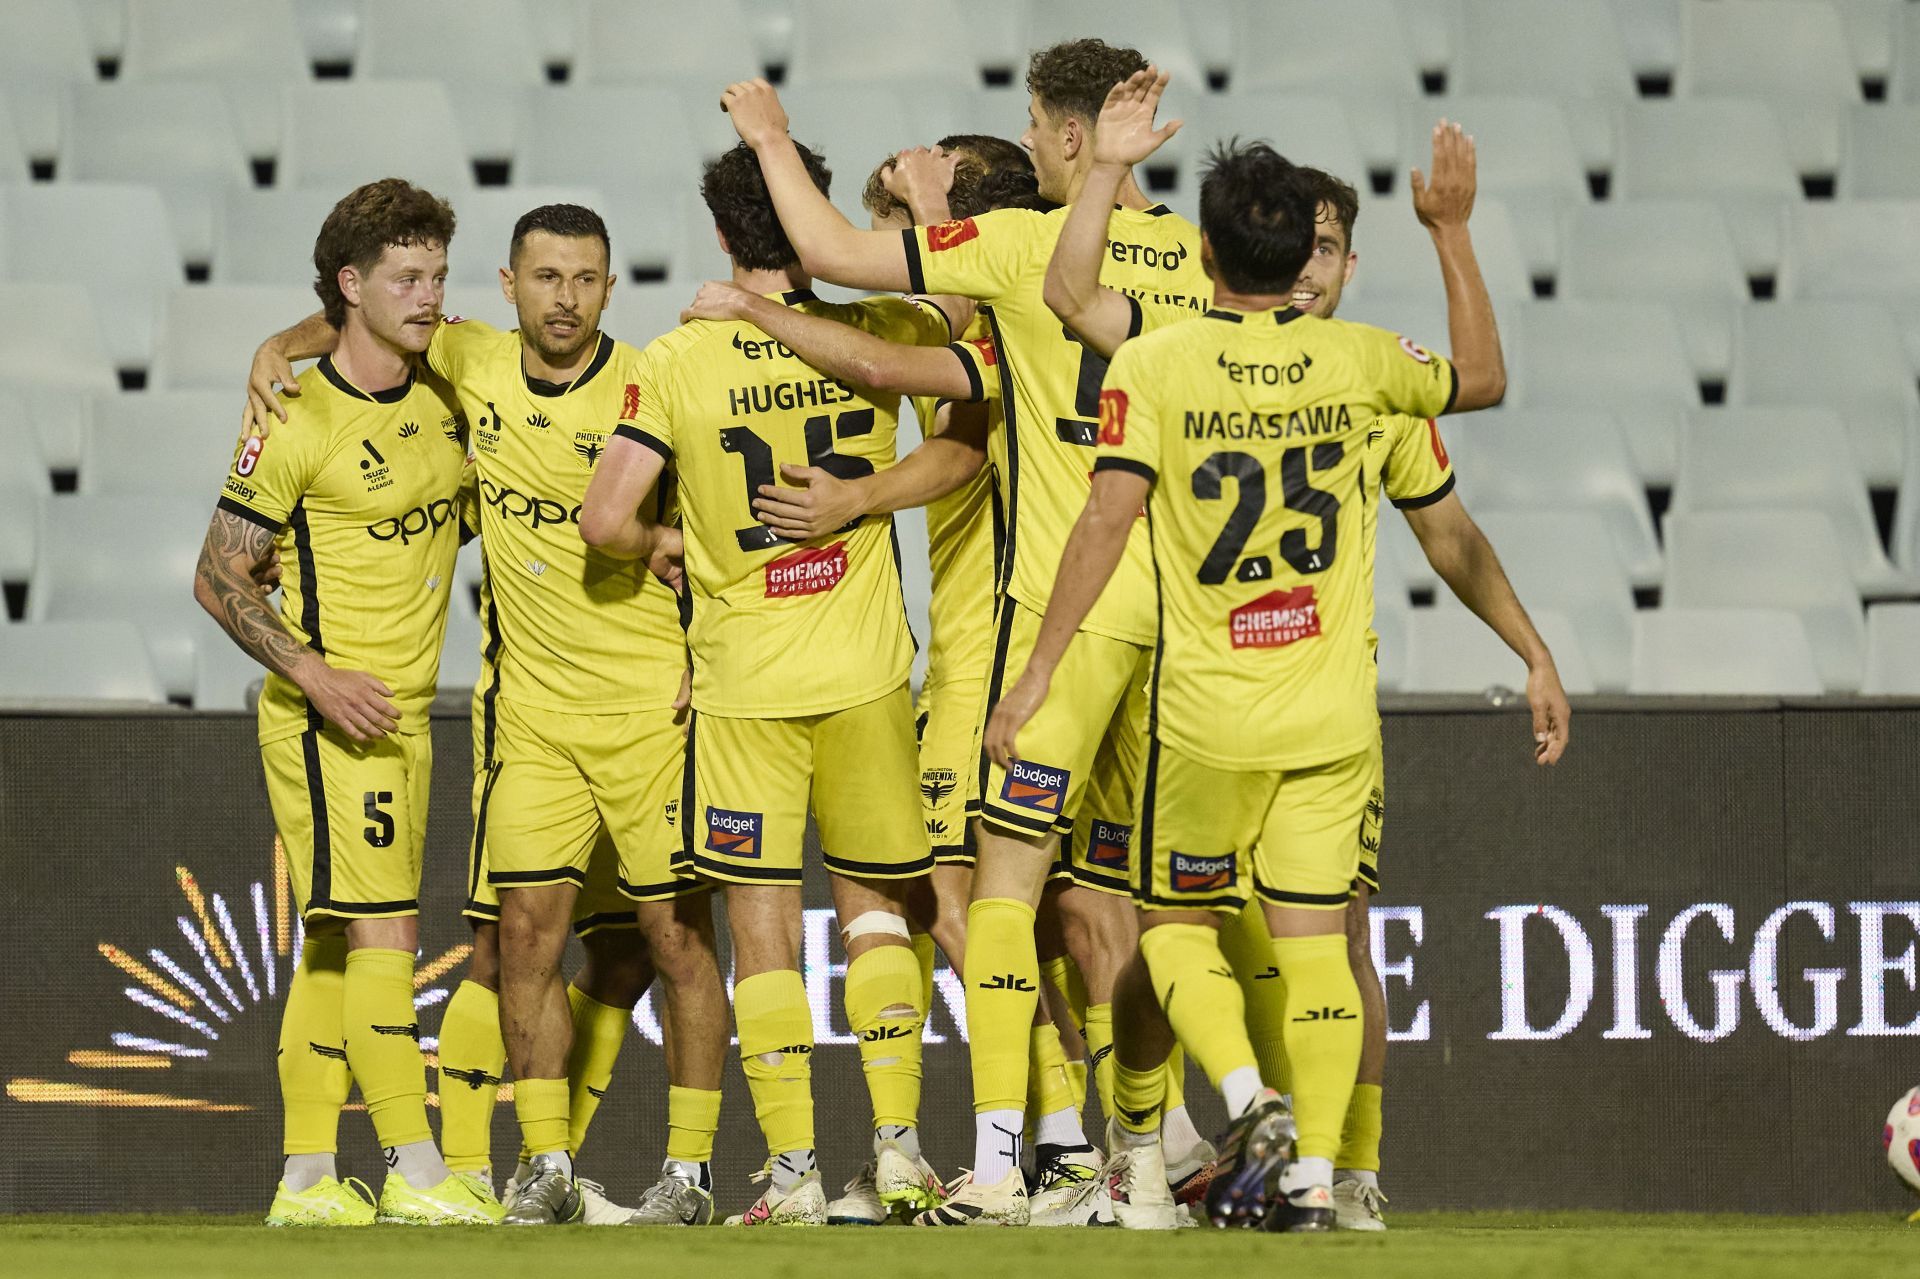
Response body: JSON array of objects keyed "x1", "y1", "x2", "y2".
[{"x1": 2, "y1": 1213, "x2": 1913, "y2": 1279}]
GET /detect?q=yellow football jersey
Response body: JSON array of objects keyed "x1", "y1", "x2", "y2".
[
  {"x1": 616, "y1": 289, "x2": 952, "y2": 719},
  {"x1": 1095, "y1": 306, "x2": 1457, "y2": 771},
  {"x1": 912, "y1": 316, "x2": 1002, "y2": 688},
  {"x1": 1361, "y1": 412, "x2": 1456, "y2": 655},
  {"x1": 903, "y1": 204, "x2": 1212, "y2": 645},
  {"x1": 216, "y1": 356, "x2": 468, "y2": 744},
  {"x1": 426, "y1": 319, "x2": 685, "y2": 713}
]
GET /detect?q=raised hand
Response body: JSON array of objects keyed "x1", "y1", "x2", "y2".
[
  {"x1": 681, "y1": 280, "x2": 757, "y2": 324},
  {"x1": 1411, "y1": 119, "x2": 1477, "y2": 231},
  {"x1": 1092, "y1": 67, "x2": 1182, "y2": 169},
  {"x1": 884, "y1": 146, "x2": 959, "y2": 205},
  {"x1": 720, "y1": 78, "x2": 790, "y2": 149},
  {"x1": 244, "y1": 342, "x2": 300, "y2": 438}
]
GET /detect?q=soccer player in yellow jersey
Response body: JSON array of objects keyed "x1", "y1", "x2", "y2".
[
  {"x1": 246, "y1": 206, "x2": 729, "y2": 1226},
  {"x1": 714, "y1": 42, "x2": 1212, "y2": 1226},
  {"x1": 986, "y1": 133, "x2": 1536, "y2": 1230},
  {"x1": 580, "y1": 141, "x2": 962, "y2": 1228},
  {"x1": 193, "y1": 179, "x2": 497, "y2": 1227}
]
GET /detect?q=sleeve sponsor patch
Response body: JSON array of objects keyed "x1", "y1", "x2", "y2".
[
  {"x1": 1097, "y1": 387, "x2": 1128, "y2": 446},
  {"x1": 622, "y1": 382, "x2": 641, "y2": 420},
  {"x1": 968, "y1": 336, "x2": 997, "y2": 367},
  {"x1": 926, "y1": 217, "x2": 980, "y2": 253},
  {"x1": 1426, "y1": 417, "x2": 1449, "y2": 467},
  {"x1": 235, "y1": 435, "x2": 264, "y2": 476},
  {"x1": 1397, "y1": 335, "x2": 1432, "y2": 364}
]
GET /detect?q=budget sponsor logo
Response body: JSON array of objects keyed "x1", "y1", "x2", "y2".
[
  {"x1": 1230, "y1": 586, "x2": 1321, "y2": 649},
  {"x1": 1001, "y1": 759, "x2": 1067, "y2": 814},
  {"x1": 705, "y1": 807, "x2": 762, "y2": 858},
  {"x1": 1170, "y1": 851, "x2": 1236, "y2": 893},
  {"x1": 765, "y1": 541, "x2": 847, "y2": 597},
  {"x1": 1087, "y1": 820, "x2": 1131, "y2": 868}
]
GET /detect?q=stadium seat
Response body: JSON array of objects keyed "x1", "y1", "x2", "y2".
[
  {"x1": 58, "y1": 83, "x2": 253, "y2": 267},
  {"x1": 1335, "y1": 291, "x2": 1457, "y2": 367},
  {"x1": 1506, "y1": 301, "x2": 1699, "y2": 485},
  {"x1": 1612, "y1": 100, "x2": 1801, "y2": 273},
  {"x1": 1672, "y1": 407, "x2": 1910, "y2": 597},
  {"x1": 147, "y1": 286, "x2": 330, "y2": 392},
  {"x1": 1228, "y1": 1, "x2": 1421, "y2": 171},
  {"x1": 1443, "y1": 510, "x2": 1636, "y2": 692},
  {"x1": 1678, "y1": 0, "x2": 1858, "y2": 174},
  {"x1": 1841, "y1": 105, "x2": 1920, "y2": 198},
  {"x1": 1026, "y1": 0, "x2": 1213, "y2": 92},
  {"x1": 356, "y1": 0, "x2": 544, "y2": 161},
  {"x1": 79, "y1": 391, "x2": 242, "y2": 500},
  {"x1": 192, "y1": 633, "x2": 266, "y2": 712},
  {"x1": 293, "y1": 0, "x2": 360, "y2": 66},
  {"x1": 1389, "y1": 0, "x2": 1460, "y2": 77},
  {"x1": 0, "y1": 183, "x2": 184, "y2": 371},
  {"x1": 1830, "y1": 0, "x2": 1901, "y2": 82},
  {"x1": 572, "y1": 0, "x2": 769, "y2": 87},
  {"x1": 773, "y1": 85, "x2": 962, "y2": 222},
  {"x1": 1604, "y1": 0, "x2": 1682, "y2": 78},
  {"x1": 1901, "y1": 0, "x2": 1920, "y2": 102},
  {"x1": 1662, "y1": 511, "x2": 1867, "y2": 691},
  {"x1": 118, "y1": 0, "x2": 309, "y2": 160},
  {"x1": 213, "y1": 187, "x2": 342, "y2": 287},
  {"x1": 0, "y1": 286, "x2": 118, "y2": 422},
  {"x1": 1556, "y1": 201, "x2": 1748, "y2": 380},
  {"x1": 1339, "y1": 194, "x2": 1532, "y2": 305},
  {"x1": 0, "y1": 96, "x2": 29, "y2": 184},
  {"x1": 1778, "y1": 202, "x2": 1920, "y2": 304},
  {"x1": 0, "y1": 407, "x2": 49, "y2": 584},
  {"x1": 785, "y1": 0, "x2": 997, "y2": 91},
  {"x1": 1444, "y1": 408, "x2": 1664, "y2": 589},
  {"x1": 1628, "y1": 607, "x2": 1824, "y2": 695},
  {"x1": 1453, "y1": 0, "x2": 1636, "y2": 166},
  {"x1": 1177, "y1": 94, "x2": 1370, "y2": 202},
  {"x1": 1863, "y1": 603, "x2": 1920, "y2": 695},
  {"x1": 1401, "y1": 606, "x2": 1596, "y2": 695},
  {"x1": 276, "y1": 81, "x2": 474, "y2": 196},
  {"x1": 446, "y1": 186, "x2": 611, "y2": 286},
  {"x1": 1725, "y1": 300, "x2": 1917, "y2": 486},
  {"x1": 28, "y1": 494, "x2": 219, "y2": 699},
  {"x1": 1892, "y1": 444, "x2": 1920, "y2": 573},
  {"x1": 601, "y1": 282, "x2": 697, "y2": 351},
  {"x1": 0, "y1": 0, "x2": 99, "y2": 162},
  {"x1": 0, "y1": 620, "x2": 170, "y2": 705}
]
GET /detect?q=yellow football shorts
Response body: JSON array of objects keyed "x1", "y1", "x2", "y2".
[
  {"x1": 678, "y1": 683, "x2": 929, "y2": 884},
  {"x1": 465, "y1": 771, "x2": 642, "y2": 937},
  {"x1": 1355, "y1": 731, "x2": 1383, "y2": 896},
  {"x1": 262, "y1": 723, "x2": 432, "y2": 921},
  {"x1": 481, "y1": 698, "x2": 695, "y2": 905},
  {"x1": 917, "y1": 673, "x2": 984, "y2": 866},
  {"x1": 1134, "y1": 736, "x2": 1376, "y2": 913},
  {"x1": 1050, "y1": 726, "x2": 1138, "y2": 896}
]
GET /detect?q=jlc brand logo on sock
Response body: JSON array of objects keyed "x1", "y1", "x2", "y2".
[
  {"x1": 705, "y1": 807, "x2": 762, "y2": 857},
  {"x1": 1002, "y1": 759, "x2": 1068, "y2": 813},
  {"x1": 1087, "y1": 820, "x2": 1131, "y2": 868},
  {"x1": 1170, "y1": 851, "x2": 1236, "y2": 893}
]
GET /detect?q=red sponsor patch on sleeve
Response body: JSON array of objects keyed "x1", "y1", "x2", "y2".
[
  {"x1": 235, "y1": 435, "x2": 264, "y2": 476},
  {"x1": 1426, "y1": 417, "x2": 1449, "y2": 468},
  {"x1": 1229, "y1": 586, "x2": 1322, "y2": 649},
  {"x1": 765, "y1": 541, "x2": 849, "y2": 597},
  {"x1": 926, "y1": 218, "x2": 980, "y2": 253},
  {"x1": 968, "y1": 336, "x2": 997, "y2": 367},
  {"x1": 621, "y1": 382, "x2": 641, "y2": 420},
  {"x1": 1397, "y1": 334, "x2": 1432, "y2": 364},
  {"x1": 1097, "y1": 388, "x2": 1128, "y2": 446}
]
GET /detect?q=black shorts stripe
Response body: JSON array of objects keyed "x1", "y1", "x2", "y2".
[
  {"x1": 301, "y1": 719, "x2": 331, "y2": 910},
  {"x1": 822, "y1": 851, "x2": 937, "y2": 879},
  {"x1": 680, "y1": 711, "x2": 698, "y2": 867},
  {"x1": 616, "y1": 874, "x2": 706, "y2": 902},
  {"x1": 320, "y1": 897, "x2": 420, "y2": 914},
  {"x1": 478, "y1": 559, "x2": 504, "y2": 767},
  {"x1": 1134, "y1": 732, "x2": 1162, "y2": 901},
  {"x1": 978, "y1": 800, "x2": 1058, "y2": 837},
  {"x1": 469, "y1": 762, "x2": 500, "y2": 905},
  {"x1": 462, "y1": 899, "x2": 501, "y2": 920},
  {"x1": 1068, "y1": 865, "x2": 1131, "y2": 895},
  {"x1": 572, "y1": 910, "x2": 642, "y2": 936},
  {"x1": 975, "y1": 599, "x2": 1019, "y2": 811},
  {"x1": 488, "y1": 867, "x2": 589, "y2": 888},
  {"x1": 678, "y1": 850, "x2": 802, "y2": 884},
  {"x1": 1136, "y1": 889, "x2": 1244, "y2": 911},
  {"x1": 1255, "y1": 884, "x2": 1354, "y2": 908},
  {"x1": 1354, "y1": 865, "x2": 1381, "y2": 893}
]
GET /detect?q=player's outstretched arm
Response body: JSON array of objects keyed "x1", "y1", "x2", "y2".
[
  {"x1": 244, "y1": 311, "x2": 337, "y2": 436},
  {"x1": 751, "y1": 400, "x2": 989, "y2": 540},
  {"x1": 983, "y1": 467, "x2": 1149, "y2": 767},
  {"x1": 1401, "y1": 492, "x2": 1568, "y2": 763},
  {"x1": 1042, "y1": 69, "x2": 1183, "y2": 358},
  {"x1": 1412, "y1": 120, "x2": 1506, "y2": 413},
  {"x1": 193, "y1": 509, "x2": 399, "y2": 741},
  {"x1": 721, "y1": 78, "x2": 915, "y2": 291},
  {"x1": 579, "y1": 432, "x2": 672, "y2": 561}
]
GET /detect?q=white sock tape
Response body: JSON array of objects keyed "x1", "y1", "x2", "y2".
[{"x1": 842, "y1": 911, "x2": 912, "y2": 942}]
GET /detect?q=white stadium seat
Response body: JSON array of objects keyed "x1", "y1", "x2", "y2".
[
  {"x1": 1507, "y1": 301, "x2": 1699, "y2": 485},
  {"x1": 0, "y1": 408, "x2": 49, "y2": 583},
  {"x1": 28, "y1": 494, "x2": 220, "y2": 700},
  {"x1": 1447, "y1": 510, "x2": 1637, "y2": 692},
  {"x1": 1454, "y1": 0, "x2": 1636, "y2": 166},
  {"x1": 0, "y1": 620, "x2": 170, "y2": 706},
  {"x1": 1726, "y1": 300, "x2": 1917, "y2": 486},
  {"x1": 0, "y1": 0, "x2": 98, "y2": 162},
  {"x1": 59, "y1": 83, "x2": 253, "y2": 266},
  {"x1": 1335, "y1": 291, "x2": 1458, "y2": 370},
  {"x1": 1841, "y1": 104, "x2": 1920, "y2": 198},
  {"x1": 1830, "y1": 0, "x2": 1901, "y2": 81},
  {"x1": 1027, "y1": 0, "x2": 1212, "y2": 92},
  {"x1": 213, "y1": 187, "x2": 343, "y2": 287},
  {"x1": 79, "y1": 392, "x2": 243, "y2": 500},
  {"x1": 1612, "y1": 100, "x2": 1801, "y2": 273},
  {"x1": 1662, "y1": 511, "x2": 1866, "y2": 692},
  {"x1": 1229, "y1": 1, "x2": 1421, "y2": 169},
  {"x1": 0, "y1": 96, "x2": 30, "y2": 184},
  {"x1": 573, "y1": 0, "x2": 767, "y2": 86},
  {"x1": 148, "y1": 286, "x2": 329, "y2": 392},
  {"x1": 1893, "y1": 444, "x2": 1920, "y2": 574},
  {"x1": 600, "y1": 282, "x2": 698, "y2": 351},
  {"x1": 1779, "y1": 202, "x2": 1920, "y2": 304},
  {"x1": 1445, "y1": 408, "x2": 1662, "y2": 589},
  {"x1": 0, "y1": 285, "x2": 118, "y2": 409},
  {"x1": 192, "y1": 634, "x2": 267, "y2": 712},
  {"x1": 1673, "y1": 408, "x2": 1910, "y2": 597},
  {"x1": 1629, "y1": 608, "x2": 1823, "y2": 695},
  {"x1": 1679, "y1": 0, "x2": 1859, "y2": 173},
  {"x1": 356, "y1": 0, "x2": 545, "y2": 161},
  {"x1": 776, "y1": 84, "x2": 960, "y2": 222},
  {"x1": 1402, "y1": 606, "x2": 1596, "y2": 695},
  {"x1": 1604, "y1": 0, "x2": 1682, "y2": 78},
  {"x1": 276, "y1": 81, "x2": 474, "y2": 196},
  {"x1": 1863, "y1": 603, "x2": 1920, "y2": 695},
  {"x1": 1, "y1": 183, "x2": 183, "y2": 370},
  {"x1": 1340, "y1": 195, "x2": 1531, "y2": 305},
  {"x1": 1388, "y1": 0, "x2": 1461, "y2": 76},
  {"x1": 445, "y1": 186, "x2": 612, "y2": 286},
  {"x1": 1179, "y1": 94, "x2": 1370, "y2": 200},
  {"x1": 119, "y1": 0, "x2": 309, "y2": 159},
  {"x1": 293, "y1": 0, "x2": 361, "y2": 65},
  {"x1": 785, "y1": 0, "x2": 994, "y2": 91}
]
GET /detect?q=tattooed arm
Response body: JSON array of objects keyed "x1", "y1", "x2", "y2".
[{"x1": 193, "y1": 509, "x2": 399, "y2": 740}]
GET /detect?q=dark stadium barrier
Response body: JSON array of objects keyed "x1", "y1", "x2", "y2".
[{"x1": 2, "y1": 701, "x2": 1917, "y2": 1215}]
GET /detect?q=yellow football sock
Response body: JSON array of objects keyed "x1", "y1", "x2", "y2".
[
  {"x1": 1112, "y1": 1055, "x2": 1167, "y2": 1134},
  {"x1": 1220, "y1": 904, "x2": 1290, "y2": 1092},
  {"x1": 435, "y1": 979, "x2": 505, "y2": 1172},
  {"x1": 513, "y1": 1076, "x2": 571, "y2": 1158},
  {"x1": 1038, "y1": 955, "x2": 1087, "y2": 1034},
  {"x1": 666, "y1": 1084, "x2": 723, "y2": 1164},
  {"x1": 845, "y1": 944, "x2": 925, "y2": 1130},
  {"x1": 1139, "y1": 924, "x2": 1258, "y2": 1095},
  {"x1": 1274, "y1": 933, "x2": 1364, "y2": 1162},
  {"x1": 1026, "y1": 1021, "x2": 1077, "y2": 1127},
  {"x1": 279, "y1": 935, "x2": 350, "y2": 1155},
  {"x1": 963, "y1": 898, "x2": 1038, "y2": 1113},
  {"x1": 910, "y1": 931, "x2": 938, "y2": 1019},
  {"x1": 1339, "y1": 1083, "x2": 1384, "y2": 1172},
  {"x1": 566, "y1": 984, "x2": 631, "y2": 1157},
  {"x1": 735, "y1": 969, "x2": 815, "y2": 1157},
  {"x1": 1083, "y1": 1001, "x2": 1115, "y2": 1120},
  {"x1": 342, "y1": 947, "x2": 431, "y2": 1150},
  {"x1": 1064, "y1": 1058, "x2": 1089, "y2": 1111},
  {"x1": 1163, "y1": 1043, "x2": 1187, "y2": 1112}
]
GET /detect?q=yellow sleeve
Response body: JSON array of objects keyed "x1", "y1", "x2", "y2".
[
  {"x1": 901, "y1": 207, "x2": 1048, "y2": 305},
  {"x1": 858, "y1": 296, "x2": 956, "y2": 348},
  {"x1": 1090, "y1": 340, "x2": 1161, "y2": 486},
  {"x1": 942, "y1": 335, "x2": 1001, "y2": 405},
  {"x1": 1352, "y1": 321, "x2": 1458, "y2": 420},
  {"x1": 611, "y1": 339, "x2": 674, "y2": 459},
  {"x1": 1135, "y1": 296, "x2": 1199, "y2": 338},
  {"x1": 215, "y1": 418, "x2": 323, "y2": 532},
  {"x1": 1380, "y1": 414, "x2": 1456, "y2": 510},
  {"x1": 425, "y1": 315, "x2": 500, "y2": 383}
]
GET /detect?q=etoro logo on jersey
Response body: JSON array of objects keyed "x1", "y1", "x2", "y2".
[
  {"x1": 705, "y1": 807, "x2": 762, "y2": 858},
  {"x1": 1230, "y1": 586, "x2": 1322, "y2": 649},
  {"x1": 1002, "y1": 760, "x2": 1068, "y2": 815},
  {"x1": 1170, "y1": 851, "x2": 1236, "y2": 893},
  {"x1": 765, "y1": 542, "x2": 847, "y2": 597}
]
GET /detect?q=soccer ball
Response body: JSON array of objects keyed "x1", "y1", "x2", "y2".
[{"x1": 1884, "y1": 1086, "x2": 1920, "y2": 1196}]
